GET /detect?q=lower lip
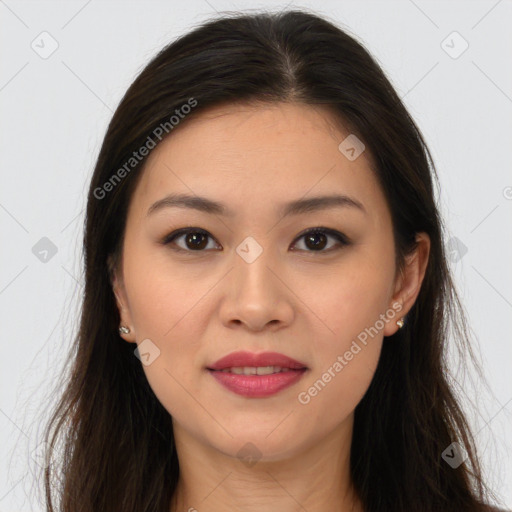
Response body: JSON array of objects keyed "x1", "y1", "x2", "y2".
[{"x1": 208, "y1": 368, "x2": 307, "y2": 398}]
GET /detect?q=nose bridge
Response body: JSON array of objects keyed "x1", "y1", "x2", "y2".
[
  {"x1": 233, "y1": 233, "x2": 280, "y2": 299},
  {"x1": 220, "y1": 233, "x2": 294, "y2": 330}
]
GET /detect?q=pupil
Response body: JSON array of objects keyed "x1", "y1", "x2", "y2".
[
  {"x1": 186, "y1": 232, "x2": 207, "y2": 250},
  {"x1": 305, "y1": 232, "x2": 327, "y2": 250}
]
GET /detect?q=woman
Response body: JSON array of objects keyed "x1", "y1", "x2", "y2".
[{"x1": 42, "y1": 8, "x2": 506, "y2": 512}]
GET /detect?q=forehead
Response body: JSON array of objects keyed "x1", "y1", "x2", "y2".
[{"x1": 129, "y1": 102, "x2": 388, "y2": 223}]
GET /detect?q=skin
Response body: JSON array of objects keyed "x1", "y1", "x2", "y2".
[{"x1": 111, "y1": 102, "x2": 430, "y2": 512}]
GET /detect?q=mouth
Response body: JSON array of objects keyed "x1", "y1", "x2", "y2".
[
  {"x1": 206, "y1": 365, "x2": 308, "y2": 398},
  {"x1": 206, "y1": 351, "x2": 309, "y2": 398},
  {"x1": 208, "y1": 365, "x2": 304, "y2": 375},
  {"x1": 207, "y1": 350, "x2": 308, "y2": 371}
]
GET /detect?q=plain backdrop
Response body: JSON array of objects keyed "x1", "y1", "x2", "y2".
[{"x1": 1, "y1": 0, "x2": 511, "y2": 510}]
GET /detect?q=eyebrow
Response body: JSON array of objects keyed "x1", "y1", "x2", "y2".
[{"x1": 146, "y1": 192, "x2": 366, "y2": 218}]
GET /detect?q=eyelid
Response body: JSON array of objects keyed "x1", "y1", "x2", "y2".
[
  {"x1": 292, "y1": 226, "x2": 351, "y2": 249},
  {"x1": 161, "y1": 226, "x2": 351, "y2": 255},
  {"x1": 161, "y1": 227, "x2": 217, "y2": 254}
]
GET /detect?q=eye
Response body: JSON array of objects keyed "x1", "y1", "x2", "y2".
[
  {"x1": 161, "y1": 227, "x2": 350, "y2": 254},
  {"x1": 162, "y1": 228, "x2": 219, "y2": 253},
  {"x1": 291, "y1": 227, "x2": 350, "y2": 253}
]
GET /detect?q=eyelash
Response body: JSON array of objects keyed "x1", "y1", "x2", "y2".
[{"x1": 160, "y1": 226, "x2": 351, "y2": 255}]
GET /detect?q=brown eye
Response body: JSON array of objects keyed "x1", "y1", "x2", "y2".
[
  {"x1": 291, "y1": 228, "x2": 350, "y2": 253},
  {"x1": 163, "y1": 228, "x2": 219, "y2": 252},
  {"x1": 181, "y1": 231, "x2": 209, "y2": 250},
  {"x1": 162, "y1": 226, "x2": 350, "y2": 255},
  {"x1": 304, "y1": 231, "x2": 329, "y2": 250}
]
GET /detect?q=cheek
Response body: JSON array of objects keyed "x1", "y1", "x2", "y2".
[
  {"x1": 296, "y1": 289, "x2": 385, "y2": 424},
  {"x1": 120, "y1": 252, "x2": 199, "y2": 407},
  {"x1": 123, "y1": 245, "x2": 198, "y2": 338},
  {"x1": 306, "y1": 251, "x2": 395, "y2": 346},
  {"x1": 296, "y1": 248, "x2": 393, "y2": 407}
]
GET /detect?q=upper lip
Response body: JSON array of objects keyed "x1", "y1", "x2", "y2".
[{"x1": 207, "y1": 351, "x2": 308, "y2": 371}]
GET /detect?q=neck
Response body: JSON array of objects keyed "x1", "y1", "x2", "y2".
[{"x1": 169, "y1": 416, "x2": 363, "y2": 512}]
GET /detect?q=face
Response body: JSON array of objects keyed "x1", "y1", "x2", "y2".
[{"x1": 112, "y1": 102, "x2": 428, "y2": 462}]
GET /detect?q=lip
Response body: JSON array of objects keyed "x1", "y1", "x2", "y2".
[
  {"x1": 208, "y1": 369, "x2": 307, "y2": 398},
  {"x1": 207, "y1": 351, "x2": 308, "y2": 371},
  {"x1": 206, "y1": 350, "x2": 308, "y2": 398}
]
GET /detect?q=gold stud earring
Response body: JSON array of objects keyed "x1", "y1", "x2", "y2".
[
  {"x1": 396, "y1": 318, "x2": 404, "y2": 329},
  {"x1": 119, "y1": 325, "x2": 131, "y2": 334}
]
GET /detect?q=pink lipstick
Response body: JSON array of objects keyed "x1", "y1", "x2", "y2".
[{"x1": 207, "y1": 350, "x2": 308, "y2": 398}]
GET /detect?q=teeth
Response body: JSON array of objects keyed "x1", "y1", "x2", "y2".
[
  {"x1": 219, "y1": 366, "x2": 292, "y2": 375},
  {"x1": 257, "y1": 366, "x2": 279, "y2": 375}
]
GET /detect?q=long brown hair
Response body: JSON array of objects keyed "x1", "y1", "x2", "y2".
[{"x1": 42, "y1": 8, "x2": 500, "y2": 511}]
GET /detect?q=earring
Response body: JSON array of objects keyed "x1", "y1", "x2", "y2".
[
  {"x1": 119, "y1": 325, "x2": 131, "y2": 334},
  {"x1": 396, "y1": 318, "x2": 404, "y2": 329}
]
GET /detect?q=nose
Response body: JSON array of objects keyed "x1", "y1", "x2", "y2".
[{"x1": 218, "y1": 246, "x2": 295, "y2": 332}]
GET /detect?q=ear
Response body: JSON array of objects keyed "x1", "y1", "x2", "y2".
[
  {"x1": 383, "y1": 232, "x2": 431, "y2": 337},
  {"x1": 108, "y1": 254, "x2": 136, "y2": 343}
]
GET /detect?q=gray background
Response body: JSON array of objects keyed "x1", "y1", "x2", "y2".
[{"x1": 1, "y1": 0, "x2": 511, "y2": 510}]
